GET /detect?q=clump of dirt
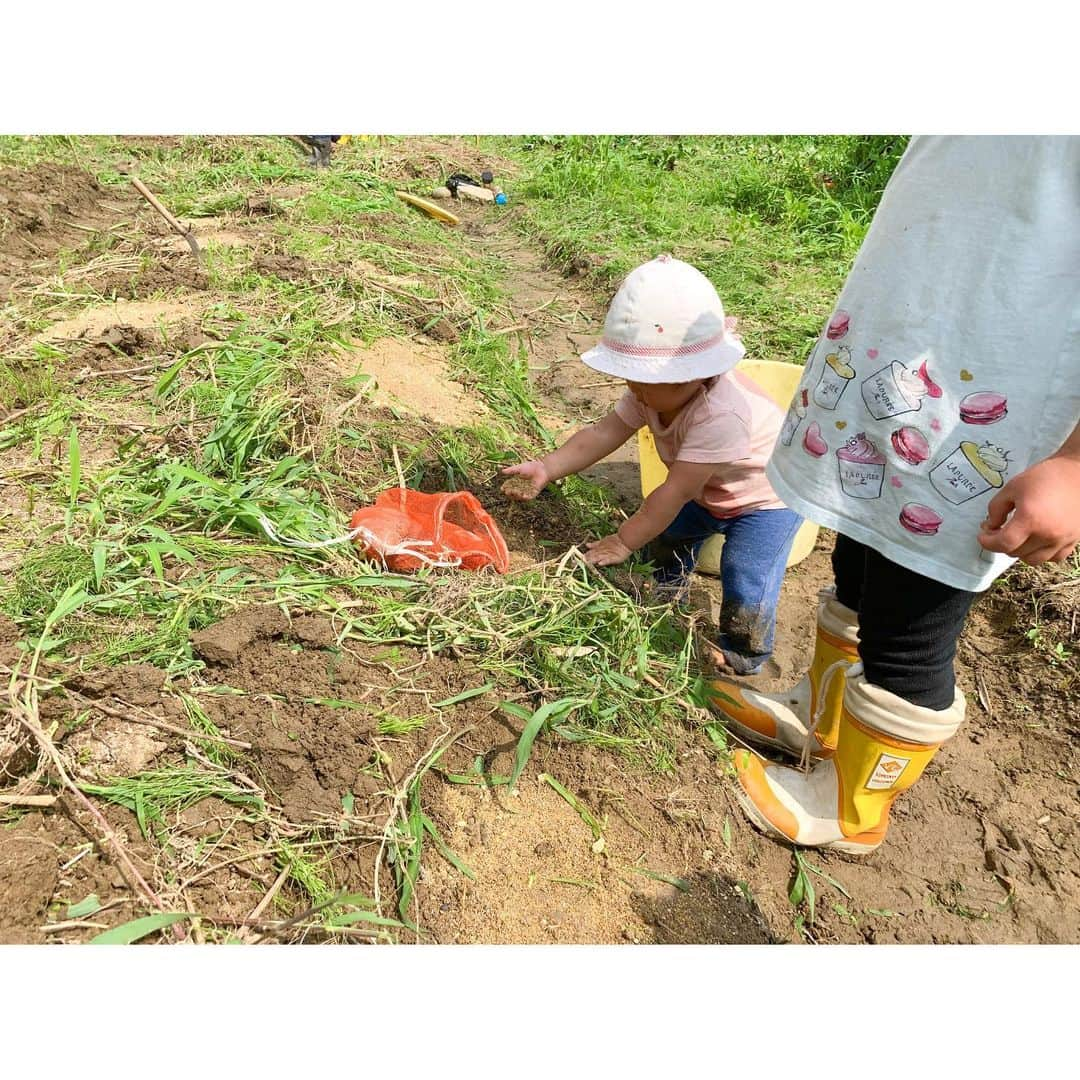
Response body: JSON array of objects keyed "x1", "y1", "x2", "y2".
[
  {"x1": 67, "y1": 723, "x2": 168, "y2": 778},
  {"x1": 0, "y1": 164, "x2": 132, "y2": 298},
  {"x1": 41, "y1": 299, "x2": 208, "y2": 345},
  {"x1": 290, "y1": 615, "x2": 337, "y2": 648},
  {"x1": 0, "y1": 802, "x2": 167, "y2": 944},
  {"x1": 500, "y1": 476, "x2": 536, "y2": 501},
  {"x1": 244, "y1": 195, "x2": 278, "y2": 217},
  {"x1": 66, "y1": 319, "x2": 211, "y2": 374},
  {"x1": 90, "y1": 256, "x2": 208, "y2": 298},
  {"x1": 188, "y1": 605, "x2": 495, "y2": 824},
  {"x1": 0, "y1": 614, "x2": 21, "y2": 666},
  {"x1": 0, "y1": 813, "x2": 62, "y2": 943},
  {"x1": 69, "y1": 662, "x2": 168, "y2": 707},
  {"x1": 191, "y1": 605, "x2": 289, "y2": 665},
  {"x1": 253, "y1": 253, "x2": 309, "y2": 282},
  {"x1": 417, "y1": 316, "x2": 459, "y2": 344}
]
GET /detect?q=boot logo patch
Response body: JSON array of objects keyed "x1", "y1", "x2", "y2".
[{"x1": 867, "y1": 753, "x2": 910, "y2": 790}]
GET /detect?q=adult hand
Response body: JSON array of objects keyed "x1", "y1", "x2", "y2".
[
  {"x1": 500, "y1": 459, "x2": 550, "y2": 500},
  {"x1": 978, "y1": 453, "x2": 1080, "y2": 565},
  {"x1": 583, "y1": 533, "x2": 634, "y2": 567}
]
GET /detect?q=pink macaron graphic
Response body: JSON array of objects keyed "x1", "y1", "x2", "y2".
[
  {"x1": 899, "y1": 503, "x2": 943, "y2": 536},
  {"x1": 959, "y1": 391, "x2": 1008, "y2": 425},
  {"x1": 826, "y1": 310, "x2": 850, "y2": 340},
  {"x1": 803, "y1": 420, "x2": 828, "y2": 457},
  {"x1": 891, "y1": 426, "x2": 930, "y2": 466}
]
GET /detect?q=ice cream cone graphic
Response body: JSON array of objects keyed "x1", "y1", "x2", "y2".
[
  {"x1": 929, "y1": 441, "x2": 1009, "y2": 505},
  {"x1": 812, "y1": 346, "x2": 855, "y2": 410},
  {"x1": 861, "y1": 358, "x2": 942, "y2": 420},
  {"x1": 836, "y1": 432, "x2": 886, "y2": 499},
  {"x1": 780, "y1": 389, "x2": 809, "y2": 446}
]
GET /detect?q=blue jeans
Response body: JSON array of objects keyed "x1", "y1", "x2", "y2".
[{"x1": 647, "y1": 503, "x2": 803, "y2": 675}]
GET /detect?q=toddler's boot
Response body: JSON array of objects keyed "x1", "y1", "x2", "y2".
[{"x1": 706, "y1": 593, "x2": 859, "y2": 759}]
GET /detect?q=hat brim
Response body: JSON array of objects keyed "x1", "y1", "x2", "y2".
[{"x1": 580, "y1": 336, "x2": 746, "y2": 384}]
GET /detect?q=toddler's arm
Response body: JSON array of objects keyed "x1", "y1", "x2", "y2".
[
  {"x1": 501, "y1": 410, "x2": 636, "y2": 499},
  {"x1": 585, "y1": 460, "x2": 717, "y2": 567},
  {"x1": 978, "y1": 421, "x2": 1080, "y2": 564}
]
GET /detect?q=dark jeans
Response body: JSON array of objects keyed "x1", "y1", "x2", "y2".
[
  {"x1": 649, "y1": 502, "x2": 803, "y2": 675},
  {"x1": 832, "y1": 533, "x2": 977, "y2": 710}
]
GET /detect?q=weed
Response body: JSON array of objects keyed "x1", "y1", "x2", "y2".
[{"x1": 79, "y1": 765, "x2": 262, "y2": 840}]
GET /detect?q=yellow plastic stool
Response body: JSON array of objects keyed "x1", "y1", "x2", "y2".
[{"x1": 637, "y1": 359, "x2": 819, "y2": 574}]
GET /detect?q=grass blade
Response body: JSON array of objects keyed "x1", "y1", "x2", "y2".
[
  {"x1": 67, "y1": 893, "x2": 102, "y2": 919},
  {"x1": 89, "y1": 912, "x2": 190, "y2": 944},
  {"x1": 421, "y1": 813, "x2": 476, "y2": 880},
  {"x1": 507, "y1": 698, "x2": 580, "y2": 790},
  {"x1": 325, "y1": 910, "x2": 407, "y2": 929},
  {"x1": 92, "y1": 542, "x2": 107, "y2": 590},
  {"x1": 68, "y1": 424, "x2": 80, "y2": 506},
  {"x1": 626, "y1": 866, "x2": 692, "y2": 892},
  {"x1": 539, "y1": 772, "x2": 603, "y2": 844},
  {"x1": 431, "y1": 682, "x2": 494, "y2": 709}
]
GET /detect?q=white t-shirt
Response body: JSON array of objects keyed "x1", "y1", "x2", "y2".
[{"x1": 767, "y1": 136, "x2": 1080, "y2": 592}]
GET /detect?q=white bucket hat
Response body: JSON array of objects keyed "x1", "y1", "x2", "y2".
[{"x1": 581, "y1": 254, "x2": 745, "y2": 383}]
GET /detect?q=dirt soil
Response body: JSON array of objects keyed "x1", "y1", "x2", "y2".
[
  {"x1": 0, "y1": 165, "x2": 136, "y2": 300},
  {"x1": 331, "y1": 338, "x2": 490, "y2": 428},
  {"x1": 1, "y1": 144, "x2": 1077, "y2": 945}
]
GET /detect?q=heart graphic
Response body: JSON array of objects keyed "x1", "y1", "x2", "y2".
[
  {"x1": 835, "y1": 420, "x2": 847, "y2": 430},
  {"x1": 890, "y1": 477, "x2": 903, "y2": 489},
  {"x1": 867, "y1": 348, "x2": 879, "y2": 359},
  {"x1": 960, "y1": 369, "x2": 974, "y2": 381},
  {"x1": 930, "y1": 418, "x2": 942, "y2": 432}
]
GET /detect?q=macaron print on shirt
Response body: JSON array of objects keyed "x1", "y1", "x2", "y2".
[{"x1": 766, "y1": 136, "x2": 1080, "y2": 593}]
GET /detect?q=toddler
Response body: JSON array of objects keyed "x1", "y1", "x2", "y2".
[{"x1": 503, "y1": 255, "x2": 802, "y2": 675}]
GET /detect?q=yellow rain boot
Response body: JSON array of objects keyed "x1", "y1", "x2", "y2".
[
  {"x1": 731, "y1": 671, "x2": 965, "y2": 854},
  {"x1": 706, "y1": 593, "x2": 859, "y2": 759}
]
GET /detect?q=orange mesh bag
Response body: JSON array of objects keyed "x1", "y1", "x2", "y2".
[{"x1": 349, "y1": 489, "x2": 510, "y2": 573}]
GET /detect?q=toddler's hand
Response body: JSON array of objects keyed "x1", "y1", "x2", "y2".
[
  {"x1": 978, "y1": 453, "x2": 1080, "y2": 565},
  {"x1": 584, "y1": 533, "x2": 634, "y2": 568},
  {"x1": 501, "y1": 460, "x2": 549, "y2": 500}
]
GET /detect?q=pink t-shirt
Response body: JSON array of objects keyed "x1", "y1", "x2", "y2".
[{"x1": 615, "y1": 372, "x2": 786, "y2": 519}]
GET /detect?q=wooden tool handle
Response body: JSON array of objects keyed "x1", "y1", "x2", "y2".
[{"x1": 130, "y1": 176, "x2": 190, "y2": 237}]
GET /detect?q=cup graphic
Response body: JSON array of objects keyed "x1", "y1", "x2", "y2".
[
  {"x1": 780, "y1": 389, "x2": 809, "y2": 446},
  {"x1": 812, "y1": 346, "x2": 855, "y2": 411},
  {"x1": 836, "y1": 433, "x2": 886, "y2": 499},
  {"x1": 861, "y1": 358, "x2": 942, "y2": 421},
  {"x1": 929, "y1": 441, "x2": 1009, "y2": 505}
]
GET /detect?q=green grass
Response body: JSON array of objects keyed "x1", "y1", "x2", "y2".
[{"x1": 489, "y1": 135, "x2": 908, "y2": 362}]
